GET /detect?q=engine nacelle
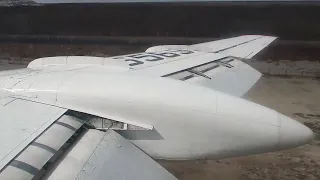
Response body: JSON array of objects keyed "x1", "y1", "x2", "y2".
[
  {"x1": 52, "y1": 72, "x2": 313, "y2": 160},
  {"x1": 3, "y1": 69, "x2": 313, "y2": 160}
]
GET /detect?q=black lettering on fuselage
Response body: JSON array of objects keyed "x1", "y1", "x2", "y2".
[
  {"x1": 113, "y1": 56, "x2": 144, "y2": 66},
  {"x1": 149, "y1": 52, "x2": 180, "y2": 58},
  {"x1": 127, "y1": 54, "x2": 164, "y2": 62},
  {"x1": 172, "y1": 50, "x2": 194, "y2": 54},
  {"x1": 125, "y1": 59, "x2": 144, "y2": 66},
  {"x1": 113, "y1": 50, "x2": 195, "y2": 66}
]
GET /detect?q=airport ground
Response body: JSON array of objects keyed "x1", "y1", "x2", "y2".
[{"x1": 0, "y1": 41, "x2": 319, "y2": 180}]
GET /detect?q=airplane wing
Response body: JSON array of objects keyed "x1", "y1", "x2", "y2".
[
  {"x1": 0, "y1": 90, "x2": 177, "y2": 180},
  {"x1": 0, "y1": 35, "x2": 276, "y2": 179},
  {"x1": 28, "y1": 35, "x2": 277, "y2": 97},
  {"x1": 142, "y1": 35, "x2": 277, "y2": 96}
]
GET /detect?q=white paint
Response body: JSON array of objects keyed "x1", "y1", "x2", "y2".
[
  {"x1": 0, "y1": 35, "x2": 313, "y2": 176},
  {"x1": 1, "y1": 69, "x2": 312, "y2": 160}
]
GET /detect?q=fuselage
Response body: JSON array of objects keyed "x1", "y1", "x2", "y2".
[{"x1": 0, "y1": 66, "x2": 313, "y2": 160}]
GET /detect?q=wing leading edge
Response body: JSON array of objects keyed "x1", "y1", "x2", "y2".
[
  {"x1": 147, "y1": 35, "x2": 277, "y2": 59},
  {"x1": 190, "y1": 35, "x2": 277, "y2": 58}
]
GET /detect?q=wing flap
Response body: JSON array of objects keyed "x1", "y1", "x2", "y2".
[
  {"x1": 42, "y1": 129, "x2": 177, "y2": 180},
  {"x1": 164, "y1": 57, "x2": 262, "y2": 97},
  {"x1": 0, "y1": 93, "x2": 67, "y2": 171},
  {"x1": 186, "y1": 58, "x2": 262, "y2": 97},
  {"x1": 0, "y1": 115, "x2": 83, "y2": 180}
]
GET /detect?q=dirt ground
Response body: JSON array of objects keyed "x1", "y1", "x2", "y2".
[
  {"x1": 159, "y1": 76, "x2": 320, "y2": 180},
  {"x1": 1, "y1": 40, "x2": 320, "y2": 64}
]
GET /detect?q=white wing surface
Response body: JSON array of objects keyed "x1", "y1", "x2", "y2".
[{"x1": 28, "y1": 35, "x2": 277, "y2": 97}]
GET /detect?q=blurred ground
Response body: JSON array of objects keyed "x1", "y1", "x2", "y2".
[
  {"x1": 1, "y1": 40, "x2": 320, "y2": 78},
  {"x1": 160, "y1": 76, "x2": 320, "y2": 180},
  {"x1": 1, "y1": 39, "x2": 320, "y2": 63}
]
